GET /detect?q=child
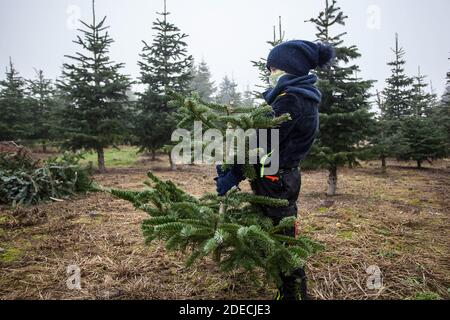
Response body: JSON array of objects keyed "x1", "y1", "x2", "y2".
[{"x1": 216, "y1": 40, "x2": 335, "y2": 300}]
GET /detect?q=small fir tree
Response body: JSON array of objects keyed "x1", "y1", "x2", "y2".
[
  {"x1": 190, "y1": 59, "x2": 216, "y2": 102},
  {"x1": 26, "y1": 69, "x2": 57, "y2": 152},
  {"x1": 0, "y1": 58, "x2": 30, "y2": 141},
  {"x1": 399, "y1": 68, "x2": 447, "y2": 168},
  {"x1": 215, "y1": 76, "x2": 242, "y2": 106}
]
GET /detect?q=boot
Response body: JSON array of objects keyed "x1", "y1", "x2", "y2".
[{"x1": 276, "y1": 268, "x2": 308, "y2": 300}]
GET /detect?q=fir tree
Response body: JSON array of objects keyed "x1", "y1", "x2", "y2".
[
  {"x1": 399, "y1": 68, "x2": 447, "y2": 168},
  {"x1": 136, "y1": 0, "x2": 193, "y2": 169},
  {"x1": 190, "y1": 59, "x2": 216, "y2": 102},
  {"x1": 432, "y1": 56, "x2": 450, "y2": 154},
  {"x1": 109, "y1": 171, "x2": 322, "y2": 287},
  {"x1": 26, "y1": 69, "x2": 57, "y2": 152},
  {"x1": 215, "y1": 76, "x2": 242, "y2": 106},
  {"x1": 58, "y1": 0, "x2": 132, "y2": 172},
  {"x1": 306, "y1": 0, "x2": 375, "y2": 196},
  {"x1": 371, "y1": 35, "x2": 416, "y2": 171},
  {"x1": 411, "y1": 67, "x2": 435, "y2": 117},
  {"x1": 370, "y1": 91, "x2": 405, "y2": 173},
  {"x1": 0, "y1": 58, "x2": 30, "y2": 141},
  {"x1": 400, "y1": 117, "x2": 446, "y2": 168},
  {"x1": 381, "y1": 33, "x2": 414, "y2": 120}
]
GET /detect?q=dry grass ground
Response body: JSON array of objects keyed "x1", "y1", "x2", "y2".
[{"x1": 0, "y1": 157, "x2": 449, "y2": 300}]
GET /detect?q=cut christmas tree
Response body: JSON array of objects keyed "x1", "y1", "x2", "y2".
[
  {"x1": 110, "y1": 171, "x2": 322, "y2": 286},
  {"x1": 108, "y1": 82, "x2": 320, "y2": 288}
]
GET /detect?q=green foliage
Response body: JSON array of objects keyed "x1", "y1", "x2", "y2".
[
  {"x1": 306, "y1": 0, "x2": 375, "y2": 192},
  {"x1": 190, "y1": 59, "x2": 216, "y2": 103},
  {"x1": 393, "y1": 68, "x2": 448, "y2": 167},
  {"x1": 0, "y1": 147, "x2": 38, "y2": 172},
  {"x1": 0, "y1": 58, "x2": 31, "y2": 141},
  {"x1": 135, "y1": 0, "x2": 193, "y2": 156},
  {"x1": 398, "y1": 117, "x2": 447, "y2": 168},
  {"x1": 167, "y1": 90, "x2": 291, "y2": 179},
  {"x1": 110, "y1": 172, "x2": 322, "y2": 286},
  {"x1": 26, "y1": 69, "x2": 59, "y2": 149},
  {"x1": 381, "y1": 34, "x2": 414, "y2": 119},
  {"x1": 215, "y1": 76, "x2": 242, "y2": 106},
  {"x1": 373, "y1": 43, "x2": 448, "y2": 167},
  {"x1": 57, "y1": 0, "x2": 132, "y2": 171},
  {"x1": 0, "y1": 151, "x2": 93, "y2": 206}
]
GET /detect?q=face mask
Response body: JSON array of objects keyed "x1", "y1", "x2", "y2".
[{"x1": 269, "y1": 70, "x2": 286, "y2": 87}]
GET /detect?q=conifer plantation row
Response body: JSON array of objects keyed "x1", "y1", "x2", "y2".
[
  {"x1": 1, "y1": 0, "x2": 448, "y2": 192},
  {"x1": 0, "y1": 0, "x2": 449, "y2": 302}
]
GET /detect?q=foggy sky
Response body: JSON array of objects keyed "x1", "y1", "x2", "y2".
[{"x1": 0, "y1": 0, "x2": 449, "y2": 98}]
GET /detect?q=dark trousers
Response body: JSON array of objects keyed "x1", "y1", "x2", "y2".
[{"x1": 250, "y1": 168, "x2": 308, "y2": 300}]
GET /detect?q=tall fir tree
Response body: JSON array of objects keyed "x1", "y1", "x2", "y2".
[
  {"x1": 58, "y1": 0, "x2": 132, "y2": 172},
  {"x1": 306, "y1": 0, "x2": 375, "y2": 196},
  {"x1": 381, "y1": 33, "x2": 414, "y2": 120},
  {"x1": 215, "y1": 76, "x2": 242, "y2": 106},
  {"x1": 0, "y1": 58, "x2": 30, "y2": 141},
  {"x1": 371, "y1": 35, "x2": 415, "y2": 171},
  {"x1": 136, "y1": 0, "x2": 193, "y2": 168},
  {"x1": 251, "y1": 16, "x2": 285, "y2": 99},
  {"x1": 26, "y1": 69, "x2": 57, "y2": 152},
  {"x1": 190, "y1": 59, "x2": 216, "y2": 102}
]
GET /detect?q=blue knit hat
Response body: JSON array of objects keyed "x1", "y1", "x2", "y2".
[{"x1": 266, "y1": 40, "x2": 335, "y2": 76}]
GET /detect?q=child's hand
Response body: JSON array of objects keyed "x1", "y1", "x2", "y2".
[{"x1": 214, "y1": 165, "x2": 244, "y2": 196}]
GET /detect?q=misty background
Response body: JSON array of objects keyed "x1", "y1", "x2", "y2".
[{"x1": 1, "y1": 0, "x2": 449, "y2": 98}]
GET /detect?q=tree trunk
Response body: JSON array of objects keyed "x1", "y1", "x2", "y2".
[
  {"x1": 327, "y1": 166, "x2": 338, "y2": 196},
  {"x1": 381, "y1": 156, "x2": 387, "y2": 173},
  {"x1": 97, "y1": 147, "x2": 106, "y2": 173},
  {"x1": 151, "y1": 149, "x2": 156, "y2": 161},
  {"x1": 417, "y1": 160, "x2": 422, "y2": 169},
  {"x1": 168, "y1": 151, "x2": 177, "y2": 171},
  {"x1": 42, "y1": 141, "x2": 47, "y2": 154}
]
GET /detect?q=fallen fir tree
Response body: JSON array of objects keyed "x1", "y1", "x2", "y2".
[
  {"x1": 110, "y1": 172, "x2": 323, "y2": 285},
  {"x1": 0, "y1": 149, "x2": 93, "y2": 206}
]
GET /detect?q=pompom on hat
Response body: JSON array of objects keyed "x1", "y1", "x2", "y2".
[{"x1": 266, "y1": 40, "x2": 335, "y2": 76}]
